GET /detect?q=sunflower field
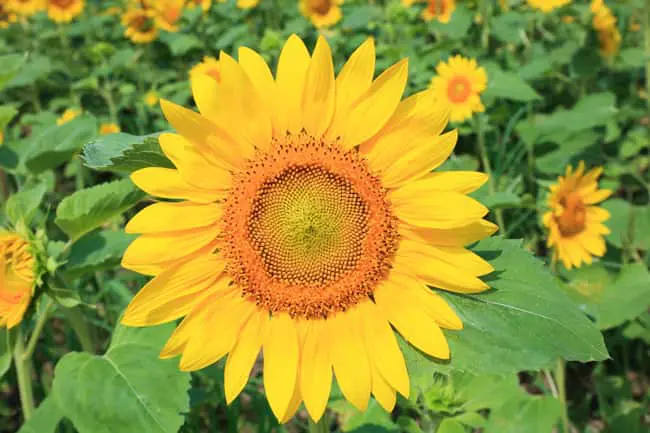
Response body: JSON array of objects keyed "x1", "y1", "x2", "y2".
[{"x1": 0, "y1": 0, "x2": 649, "y2": 432}]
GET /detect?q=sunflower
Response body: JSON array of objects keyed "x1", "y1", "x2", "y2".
[
  {"x1": 99, "y1": 123, "x2": 121, "y2": 135},
  {"x1": 0, "y1": 233, "x2": 36, "y2": 329},
  {"x1": 526, "y1": 0, "x2": 571, "y2": 12},
  {"x1": 153, "y1": 0, "x2": 184, "y2": 32},
  {"x1": 56, "y1": 108, "x2": 81, "y2": 125},
  {"x1": 236, "y1": 0, "x2": 259, "y2": 9},
  {"x1": 543, "y1": 162, "x2": 611, "y2": 270},
  {"x1": 0, "y1": 131, "x2": 4, "y2": 145},
  {"x1": 421, "y1": 0, "x2": 455, "y2": 23},
  {"x1": 0, "y1": 3, "x2": 17, "y2": 27},
  {"x1": 299, "y1": 0, "x2": 343, "y2": 28},
  {"x1": 46, "y1": 0, "x2": 84, "y2": 23},
  {"x1": 186, "y1": 0, "x2": 211, "y2": 12},
  {"x1": 122, "y1": 35, "x2": 496, "y2": 422},
  {"x1": 145, "y1": 90, "x2": 160, "y2": 107},
  {"x1": 189, "y1": 56, "x2": 221, "y2": 82},
  {"x1": 7, "y1": 0, "x2": 44, "y2": 16},
  {"x1": 122, "y1": 7, "x2": 158, "y2": 44},
  {"x1": 429, "y1": 55, "x2": 487, "y2": 123},
  {"x1": 590, "y1": 0, "x2": 620, "y2": 56}
]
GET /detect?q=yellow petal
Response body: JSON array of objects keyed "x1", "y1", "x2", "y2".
[
  {"x1": 279, "y1": 372, "x2": 303, "y2": 423},
  {"x1": 370, "y1": 362, "x2": 396, "y2": 413},
  {"x1": 276, "y1": 34, "x2": 310, "y2": 134},
  {"x1": 300, "y1": 320, "x2": 333, "y2": 422},
  {"x1": 392, "y1": 189, "x2": 488, "y2": 229},
  {"x1": 583, "y1": 189, "x2": 612, "y2": 205},
  {"x1": 399, "y1": 239, "x2": 493, "y2": 276},
  {"x1": 224, "y1": 310, "x2": 268, "y2": 404},
  {"x1": 131, "y1": 168, "x2": 221, "y2": 203},
  {"x1": 159, "y1": 133, "x2": 232, "y2": 191},
  {"x1": 577, "y1": 232, "x2": 606, "y2": 256},
  {"x1": 125, "y1": 201, "x2": 222, "y2": 234},
  {"x1": 263, "y1": 314, "x2": 299, "y2": 420},
  {"x1": 238, "y1": 46, "x2": 281, "y2": 135},
  {"x1": 341, "y1": 59, "x2": 409, "y2": 149},
  {"x1": 122, "y1": 255, "x2": 225, "y2": 326},
  {"x1": 302, "y1": 35, "x2": 335, "y2": 137},
  {"x1": 381, "y1": 129, "x2": 458, "y2": 188},
  {"x1": 329, "y1": 309, "x2": 371, "y2": 411},
  {"x1": 375, "y1": 279, "x2": 450, "y2": 359},
  {"x1": 586, "y1": 206, "x2": 610, "y2": 223},
  {"x1": 393, "y1": 171, "x2": 488, "y2": 195},
  {"x1": 400, "y1": 220, "x2": 498, "y2": 246}
]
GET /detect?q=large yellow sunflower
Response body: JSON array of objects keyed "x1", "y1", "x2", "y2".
[
  {"x1": 0, "y1": 232, "x2": 35, "y2": 329},
  {"x1": 122, "y1": 7, "x2": 158, "y2": 44},
  {"x1": 430, "y1": 55, "x2": 487, "y2": 123},
  {"x1": 46, "y1": 0, "x2": 84, "y2": 23},
  {"x1": 7, "y1": 0, "x2": 44, "y2": 16},
  {"x1": 421, "y1": 0, "x2": 455, "y2": 23},
  {"x1": 527, "y1": 0, "x2": 571, "y2": 12},
  {"x1": 299, "y1": 0, "x2": 343, "y2": 28},
  {"x1": 122, "y1": 35, "x2": 496, "y2": 422},
  {"x1": 543, "y1": 162, "x2": 611, "y2": 270}
]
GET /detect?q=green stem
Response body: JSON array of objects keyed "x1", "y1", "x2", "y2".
[
  {"x1": 13, "y1": 328, "x2": 35, "y2": 421},
  {"x1": 62, "y1": 307, "x2": 95, "y2": 354},
  {"x1": 308, "y1": 412, "x2": 329, "y2": 433},
  {"x1": 475, "y1": 115, "x2": 506, "y2": 233},
  {"x1": 645, "y1": 0, "x2": 650, "y2": 115},
  {"x1": 480, "y1": 0, "x2": 490, "y2": 50},
  {"x1": 556, "y1": 359, "x2": 570, "y2": 433},
  {"x1": 22, "y1": 298, "x2": 54, "y2": 362}
]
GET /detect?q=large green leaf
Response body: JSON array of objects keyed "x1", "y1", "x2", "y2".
[
  {"x1": 0, "y1": 104, "x2": 18, "y2": 130},
  {"x1": 52, "y1": 323, "x2": 191, "y2": 433},
  {"x1": 4, "y1": 55, "x2": 52, "y2": 89},
  {"x1": 17, "y1": 397, "x2": 63, "y2": 433},
  {"x1": 55, "y1": 179, "x2": 144, "y2": 241},
  {"x1": 0, "y1": 54, "x2": 26, "y2": 90},
  {"x1": 601, "y1": 199, "x2": 650, "y2": 251},
  {"x1": 401, "y1": 237, "x2": 608, "y2": 379},
  {"x1": 82, "y1": 133, "x2": 173, "y2": 173},
  {"x1": 483, "y1": 396, "x2": 561, "y2": 433},
  {"x1": 483, "y1": 63, "x2": 541, "y2": 102},
  {"x1": 4, "y1": 182, "x2": 48, "y2": 226},
  {"x1": 63, "y1": 230, "x2": 137, "y2": 277}
]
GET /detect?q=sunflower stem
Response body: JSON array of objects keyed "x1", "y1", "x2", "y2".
[
  {"x1": 555, "y1": 359, "x2": 570, "y2": 433},
  {"x1": 22, "y1": 297, "x2": 54, "y2": 362},
  {"x1": 475, "y1": 114, "x2": 506, "y2": 233},
  {"x1": 13, "y1": 328, "x2": 35, "y2": 421},
  {"x1": 62, "y1": 307, "x2": 95, "y2": 354},
  {"x1": 308, "y1": 412, "x2": 330, "y2": 433}
]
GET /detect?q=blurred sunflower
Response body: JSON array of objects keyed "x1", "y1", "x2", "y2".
[
  {"x1": 421, "y1": 0, "x2": 455, "y2": 23},
  {"x1": 7, "y1": 0, "x2": 44, "y2": 16},
  {"x1": 590, "y1": 0, "x2": 620, "y2": 56},
  {"x1": 0, "y1": 232, "x2": 36, "y2": 329},
  {"x1": 0, "y1": 3, "x2": 17, "y2": 27},
  {"x1": 189, "y1": 56, "x2": 221, "y2": 82},
  {"x1": 100, "y1": 123, "x2": 121, "y2": 135},
  {"x1": 0, "y1": 131, "x2": 4, "y2": 145},
  {"x1": 236, "y1": 0, "x2": 259, "y2": 9},
  {"x1": 299, "y1": 0, "x2": 343, "y2": 28},
  {"x1": 543, "y1": 162, "x2": 611, "y2": 270},
  {"x1": 46, "y1": 0, "x2": 85, "y2": 23},
  {"x1": 56, "y1": 108, "x2": 80, "y2": 125},
  {"x1": 144, "y1": 90, "x2": 159, "y2": 107},
  {"x1": 186, "y1": 0, "x2": 212, "y2": 11},
  {"x1": 122, "y1": 35, "x2": 496, "y2": 422},
  {"x1": 153, "y1": 0, "x2": 184, "y2": 32},
  {"x1": 122, "y1": 7, "x2": 158, "y2": 44},
  {"x1": 429, "y1": 55, "x2": 487, "y2": 123},
  {"x1": 527, "y1": 0, "x2": 571, "y2": 12}
]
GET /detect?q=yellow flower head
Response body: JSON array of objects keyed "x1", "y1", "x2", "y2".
[
  {"x1": 0, "y1": 131, "x2": 4, "y2": 145},
  {"x1": 429, "y1": 55, "x2": 487, "y2": 123},
  {"x1": 46, "y1": 0, "x2": 85, "y2": 23},
  {"x1": 145, "y1": 90, "x2": 159, "y2": 107},
  {"x1": 153, "y1": 0, "x2": 185, "y2": 32},
  {"x1": 421, "y1": 0, "x2": 455, "y2": 23},
  {"x1": 527, "y1": 0, "x2": 571, "y2": 12},
  {"x1": 100, "y1": 123, "x2": 121, "y2": 135},
  {"x1": 589, "y1": 0, "x2": 620, "y2": 56},
  {"x1": 57, "y1": 108, "x2": 81, "y2": 125},
  {"x1": 236, "y1": 0, "x2": 259, "y2": 9},
  {"x1": 0, "y1": 233, "x2": 35, "y2": 329},
  {"x1": 186, "y1": 0, "x2": 211, "y2": 12},
  {"x1": 7, "y1": 0, "x2": 44, "y2": 16},
  {"x1": 122, "y1": 7, "x2": 158, "y2": 44},
  {"x1": 0, "y1": 3, "x2": 18, "y2": 28},
  {"x1": 299, "y1": 0, "x2": 343, "y2": 28},
  {"x1": 122, "y1": 35, "x2": 496, "y2": 423},
  {"x1": 543, "y1": 162, "x2": 612, "y2": 270},
  {"x1": 189, "y1": 56, "x2": 221, "y2": 82},
  {"x1": 597, "y1": 26, "x2": 621, "y2": 57}
]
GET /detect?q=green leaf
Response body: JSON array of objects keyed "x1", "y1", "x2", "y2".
[
  {"x1": 437, "y1": 419, "x2": 466, "y2": 433},
  {"x1": 535, "y1": 130, "x2": 599, "y2": 174},
  {"x1": 401, "y1": 237, "x2": 608, "y2": 378},
  {"x1": 483, "y1": 64, "x2": 541, "y2": 102},
  {"x1": 64, "y1": 230, "x2": 137, "y2": 277},
  {"x1": 5, "y1": 55, "x2": 52, "y2": 89},
  {"x1": 5, "y1": 182, "x2": 48, "y2": 226},
  {"x1": 82, "y1": 133, "x2": 173, "y2": 173},
  {"x1": 0, "y1": 54, "x2": 27, "y2": 90},
  {"x1": 483, "y1": 396, "x2": 561, "y2": 433},
  {"x1": 52, "y1": 323, "x2": 191, "y2": 433},
  {"x1": 429, "y1": 5, "x2": 473, "y2": 40},
  {"x1": 23, "y1": 116, "x2": 98, "y2": 173},
  {"x1": 16, "y1": 396, "x2": 64, "y2": 433},
  {"x1": 0, "y1": 104, "x2": 18, "y2": 130},
  {"x1": 55, "y1": 179, "x2": 144, "y2": 242},
  {"x1": 595, "y1": 264, "x2": 650, "y2": 330},
  {"x1": 491, "y1": 13, "x2": 527, "y2": 44},
  {"x1": 601, "y1": 199, "x2": 650, "y2": 251},
  {"x1": 160, "y1": 33, "x2": 203, "y2": 56}
]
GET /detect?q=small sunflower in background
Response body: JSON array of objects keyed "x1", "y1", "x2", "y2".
[
  {"x1": 420, "y1": 0, "x2": 455, "y2": 23},
  {"x1": 527, "y1": 0, "x2": 571, "y2": 12},
  {"x1": 153, "y1": 0, "x2": 185, "y2": 32},
  {"x1": 144, "y1": 90, "x2": 159, "y2": 107},
  {"x1": 0, "y1": 3, "x2": 17, "y2": 28},
  {"x1": 236, "y1": 0, "x2": 259, "y2": 9},
  {"x1": 122, "y1": 7, "x2": 158, "y2": 44},
  {"x1": 0, "y1": 232, "x2": 36, "y2": 329},
  {"x1": 46, "y1": 0, "x2": 85, "y2": 23},
  {"x1": 121, "y1": 35, "x2": 496, "y2": 422},
  {"x1": 189, "y1": 56, "x2": 221, "y2": 82},
  {"x1": 590, "y1": 0, "x2": 620, "y2": 57},
  {"x1": 186, "y1": 0, "x2": 212, "y2": 12},
  {"x1": 429, "y1": 55, "x2": 487, "y2": 123},
  {"x1": 56, "y1": 108, "x2": 81, "y2": 125},
  {"x1": 7, "y1": 0, "x2": 44, "y2": 16},
  {"x1": 299, "y1": 0, "x2": 343, "y2": 28},
  {"x1": 99, "y1": 122, "x2": 121, "y2": 135},
  {"x1": 543, "y1": 162, "x2": 612, "y2": 270}
]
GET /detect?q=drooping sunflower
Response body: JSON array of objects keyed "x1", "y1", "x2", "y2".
[
  {"x1": 7, "y1": 0, "x2": 44, "y2": 16},
  {"x1": 429, "y1": 55, "x2": 487, "y2": 123},
  {"x1": 0, "y1": 3, "x2": 17, "y2": 27},
  {"x1": 543, "y1": 162, "x2": 611, "y2": 270},
  {"x1": 122, "y1": 35, "x2": 496, "y2": 422},
  {"x1": 0, "y1": 232, "x2": 36, "y2": 329},
  {"x1": 122, "y1": 7, "x2": 158, "y2": 44},
  {"x1": 526, "y1": 0, "x2": 571, "y2": 12},
  {"x1": 189, "y1": 56, "x2": 221, "y2": 82},
  {"x1": 56, "y1": 108, "x2": 81, "y2": 125},
  {"x1": 421, "y1": 0, "x2": 455, "y2": 23},
  {"x1": 46, "y1": 0, "x2": 84, "y2": 23},
  {"x1": 99, "y1": 122, "x2": 121, "y2": 135},
  {"x1": 299, "y1": 0, "x2": 343, "y2": 28}
]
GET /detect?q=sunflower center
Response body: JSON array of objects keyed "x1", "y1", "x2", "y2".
[
  {"x1": 556, "y1": 192, "x2": 586, "y2": 237},
  {"x1": 222, "y1": 134, "x2": 399, "y2": 319},
  {"x1": 447, "y1": 76, "x2": 472, "y2": 103},
  {"x1": 427, "y1": 0, "x2": 449, "y2": 15},
  {"x1": 308, "y1": 0, "x2": 333, "y2": 15}
]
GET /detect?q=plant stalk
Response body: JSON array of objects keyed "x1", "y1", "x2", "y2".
[
  {"x1": 13, "y1": 328, "x2": 35, "y2": 421},
  {"x1": 62, "y1": 307, "x2": 95, "y2": 354},
  {"x1": 556, "y1": 359, "x2": 570, "y2": 433},
  {"x1": 475, "y1": 115, "x2": 506, "y2": 233},
  {"x1": 22, "y1": 298, "x2": 54, "y2": 361}
]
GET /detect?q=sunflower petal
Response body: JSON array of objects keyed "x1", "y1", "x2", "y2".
[
  {"x1": 393, "y1": 171, "x2": 488, "y2": 195},
  {"x1": 392, "y1": 189, "x2": 488, "y2": 229},
  {"x1": 131, "y1": 168, "x2": 221, "y2": 203},
  {"x1": 400, "y1": 220, "x2": 498, "y2": 246},
  {"x1": 264, "y1": 314, "x2": 299, "y2": 420},
  {"x1": 276, "y1": 34, "x2": 311, "y2": 134},
  {"x1": 302, "y1": 35, "x2": 335, "y2": 137},
  {"x1": 300, "y1": 320, "x2": 333, "y2": 422},
  {"x1": 125, "y1": 201, "x2": 222, "y2": 234}
]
